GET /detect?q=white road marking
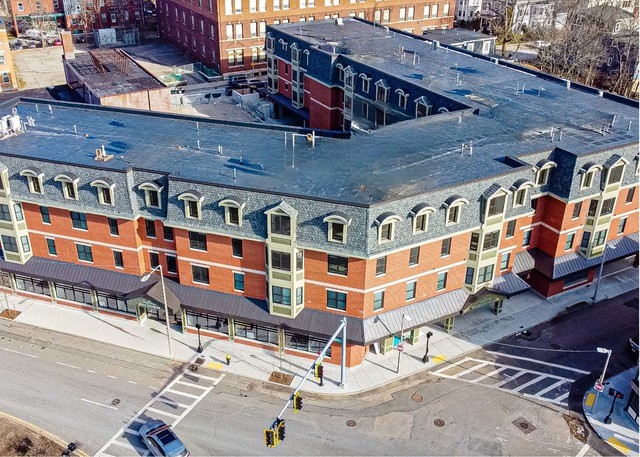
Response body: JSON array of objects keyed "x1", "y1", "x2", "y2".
[
  {"x1": 127, "y1": 380, "x2": 138, "y2": 384},
  {"x1": 513, "y1": 375, "x2": 546, "y2": 392},
  {"x1": 175, "y1": 380, "x2": 208, "y2": 390},
  {"x1": 533, "y1": 379, "x2": 567, "y2": 397},
  {"x1": 473, "y1": 367, "x2": 506, "y2": 383},
  {"x1": 486, "y1": 351, "x2": 590, "y2": 374},
  {"x1": 553, "y1": 392, "x2": 570, "y2": 402},
  {"x1": 453, "y1": 361, "x2": 491, "y2": 378},
  {"x1": 124, "y1": 428, "x2": 140, "y2": 436},
  {"x1": 87, "y1": 369, "x2": 97, "y2": 373},
  {"x1": 184, "y1": 371, "x2": 220, "y2": 381},
  {"x1": 431, "y1": 357, "x2": 474, "y2": 375},
  {"x1": 107, "y1": 375, "x2": 117, "y2": 379},
  {"x1": 494, "y1": 371, "x2": 527, "y2": 387},
  {"x1": 155, "y1": 397, "x2": 189, "y2": 408},
  {"x1": 165, "y1": 388, "x2": 200, "y2": 399},
  {"x1": 148, "y1": 386, "x2": 158, "y2": 390},
  {"x1": 147, "y1": 407, "x2": 181, "y2": 419},
  {"x1": 56, "y1": 362, "x2": 81, "y2": 370},
  {"x1": 110, "y1": 439, "x2": 148, "y2": 454},
  {"x1": 81, "y1": 398, "x2": 118, "y2": 410},
  {"x1": 576, "y1": 443, "x2": 590, "y2": 457},
  {"x1": 3, "y1": 347, "x2": 38, "y2": 358}
]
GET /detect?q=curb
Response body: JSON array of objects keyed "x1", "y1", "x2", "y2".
[{"x1": 0, "y1": 411, "x2": 90, "y2": 457}]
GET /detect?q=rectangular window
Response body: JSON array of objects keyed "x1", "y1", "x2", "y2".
[
  {"x1": 487, "y1": 195, "x2": 505, "y2": 216},
  {"x1": 514, "y1": 188, "x2": 527, "y2": 206},
  {"x1": 618, "y1": 217, "x2": 627, "y2": 234},
  {"x1": 328, "y1": 255, "x2": 348, "y2": 275},
  {"x1": 626, "y1": 187, "x2": 635, "y2": 204},
  {"x1": 376, "y1": 256, "x2": 387, "y2": 276},
  {"x1": 232, "y1": 238, "x2": 243, "y2": 257},
  {"x1": 583, "y1": 171, "x2": 594, "y2": 188},
  {"x1": 572, "y1": 201, "x2": 582, "y2": 219},
  {"x1": 478, "y1": 264, "x2": 494, "y2": 283},
  {"x1": 20, "y1": 236, "x2": 30, "y2": 253},
  {"x1": 272, "y1": 286, "x2": 291, "y2": 305},
  {"x1": 149, "y1": 252, "x2": 160, "y2": 269},
  {"x1": 192, "y1": 265, "x2": 210, "y2": 284},
  {"x1": 163, "y1": 226, "x2": 174, "y2": 241},
  {"x1": 565, "y1": 233, "x2": 575, "y2": 250},
  {"x1": 482, "y1": 231, "x2": 500, "y2": 251},
  {"x1": 1, "y1": 235, "x2": 17, "y2": 252},
  {"x1": 0, "y1": 204, "x2": 10, "y2": 221},
  {"x1": 166, "y1": 255, "x2": 177, "y2": 274},
  {"x1": 234, "y1": 272, "x2": 245, "y2": 291},
  {"x1": 588, "y1": 199, "x2": 598, "y2": 217},
  {"x1": 108, "y1": 218, "x2": 119, "y2": 236},
  {"x1": 522, "y1": 229, "x2": 532, "y2": 247},
  {"x1": 330, "y1": 222, "x2": 345, "y2": 242},
  {"x1": 437, "y1": 271, "x2": 447, "y2": 290},
  {"x1": 46, "y1": 238, "x2": 57, "y2": 256},
  {"x1": 189, "y1": 231, "x2": 207, "y2": 251},
  {"x1": 500, "y1": 252, "x2": 510, "y2": 270},
  {"x1": 608, "y1": 165, "x2": 623, "y2": 184},
  {"x1": 441, "y1": 237, "x2": 451, "y2": 256},
  {"x1": 531, "y1": 197, "x2": 538, "y2": 212},
  {"x1": 296, "y1": 287, "x2": 303, "y2": 305},
  {"x1": 447, "y1": 205, "x2": 460, "y2": 224},
  {"x1": 593, "y1": 229, "x2": 607, "y2": 246},
  {"x1": 380, "y1": 223, "x2": 392, "y2": 241},
  {"x1": 327, "y1": 290, "x2": 346, "y2": 310},
  {"x1": 40, "y1": 206, "x2": 50, "y2": 224},
  {"x1": 271, "y1": 214, "x2": 291, "y2": 235},
  {"x1": 580, "y1": 231, "x2": 591, "y2": 248},
  {"x1": 11, "y1": 204, "x2": 21, "y2": 222},
  {"x1": 373, "y1": 290, "x2": 384, "y2": 310},
  {"x1": 415, "y1": 213, "x2": 427, "y2": 232},
  {"x1": 464, "y1": 267, "x2": 474, "y2": 284},
  {"x1": 506, "y1": 220, "x2": 516, "y2": 238},
  {"x1": 469, "y1": 232, "x2": 480, "y2": 251},
  {"x1": 145, "y1": 219, "x2": 157, "y2": 238},
  {"x1": 406, "y1": 281, "x2": 416, "y2": 301},
  {"x1": 70, "y1": 212, "x2": 87, "y2": 230},
  {"x1": 600, "y1": 198, "x2": 615, "y2": 216},
  {"x1": 271, "y1": 251, "x2": 291, "y2": 271},
  {"x1": 76, "y1": 244, "x2": 93, "y2": 262},
  {"x1": 409, "y1": 246, "x2": 420, "y2": 266},
  {"x1": 113, "y1": 250, "x2": 124, "y2": 268},
  {"x1": 296, "y1": 251, "x2": 304, "y2": 271}
]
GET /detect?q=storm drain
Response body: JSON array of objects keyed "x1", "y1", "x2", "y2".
[
  {"x1": 512, "y1": 417, "x2": 536, "y2": 434},
  {"x1": 411, "y1": 393, "x2": 423, "y2": 402},
  {"x1": 434, "y1": 419, "x2": 445, "y2": 427},
  {"x1": 111, "y1": 399, "x2": 120, "y2": 406},
  {"x1": 346, "y1": 420, "x2": 356, "y2": 427}
]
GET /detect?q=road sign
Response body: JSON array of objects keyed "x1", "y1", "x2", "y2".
[
  {"x1": 594, "y1": 382, "x2": 604, "y2": 392},
  {"x1": 396, "y1": 344, "x2": 404, "y2": 352}
]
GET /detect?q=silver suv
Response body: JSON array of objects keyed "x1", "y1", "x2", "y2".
[{"x1": 139, "y1": 420, "x2": 189, "y2": 457}]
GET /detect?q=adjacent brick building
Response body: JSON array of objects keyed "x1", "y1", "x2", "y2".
[
  {"x1": 155, "y1": 0, "x2": 455, "y2": 76},
  {"x1": 0, "y1": 20, "x2": 636, "y2": 367}
]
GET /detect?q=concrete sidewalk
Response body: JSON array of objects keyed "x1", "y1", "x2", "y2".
[
  {"x1": 583, "y1": 367, "x2": 639, "y2": 456},
  {"x1": 0, "y1": 266, "x2": 637, "y2": 396}
]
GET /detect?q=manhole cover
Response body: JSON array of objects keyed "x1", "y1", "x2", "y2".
[
  {"x1": 111, "y1": 399, "x2": 120, "y2": 406},
  {"x1": 411, "y1": 393, "x2": 423, "y2": 402},
  {"x1": 434, "y1": 419, "x2": 445, "y2": 427},
  {"x1": 512, "y1": 417, "x2": 536, "y2": 434},
  {"x1": 346, "y1": 420, "x2": 356, "y2": 427}
]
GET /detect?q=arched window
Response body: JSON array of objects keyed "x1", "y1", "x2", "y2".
[
  {"x1": 20, "y1": 167, "x2": 44, "y2": 194},
  {"x1": 178, "y1": 190, "x2": 204, "y2": 219},
  {"x1": 54, "y1": 173, "x2": 79, "y2": 200},
  {"x1": 138, "y1": 181, "x2": 164, "y2": 209},
  {"x1": 533, "y1": 159, "x2": 557, "y2": 186},
  {"x1": 409, "y1": 203, "x2": 435, "y2": 234},
  {"x1": 443, "y1": 195, "x2": 469, "y2": 226},
  {"x1": 323, "y1": 211, "x2": 352, "y2": 243},
  {"x1": 375, "y1": 212, "x2": 401, "y2": 243},
  {"x1": 90, "y1": 178, "x2": 116, "y2": 206},
  {"x1": 219, "y1": 196, "x2": 246, "y2": 226}
]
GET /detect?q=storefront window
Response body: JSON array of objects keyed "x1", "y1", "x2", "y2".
[
  {"x1": 55, "y1": 283, "x2": 92, "y2": 305},
  {"x1": 186, "y1": 311, "x2": 229, "y2": 334},
  {"x1": 14, "y1": 275, "x2": 50, "y2": 297},
  {"x1": 97, "y1": 292, "x2": 136, "y2": 314}
]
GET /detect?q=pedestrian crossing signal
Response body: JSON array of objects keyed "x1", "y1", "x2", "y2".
[
  {"x1": 293, "y1": 392, "x2": 303, "y2": 413},
  {"x1": 264, "y1": 428, "x2": 277, "y2": 447}
]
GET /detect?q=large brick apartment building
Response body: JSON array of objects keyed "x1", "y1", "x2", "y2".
[
  {"x1": 156, "y1": 0, "x2": 455, "y2": 76},
  {"x1": 0, "y1": 21, "x2": 636, "y2": 367}
]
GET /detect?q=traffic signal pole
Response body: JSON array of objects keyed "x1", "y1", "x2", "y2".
[{"x1": 275, "y1": 317, "x2": 347, "y2": 421}]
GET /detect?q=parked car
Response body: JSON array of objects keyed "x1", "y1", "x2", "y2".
[
  {"x1": 52, "y1": 39, "x2": 62, "y2": 46},
  {"x1": 139, "y1": 420, "x2": 189, "y2": 457}
]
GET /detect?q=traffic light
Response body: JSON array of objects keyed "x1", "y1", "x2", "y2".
[
  {"x1": 264, "y1": 428, "x2": 277, "y2": 447},
  {"x1": 293, "y1": 392, "x2": 303, "y2": 413},
  {"x1": 317, "y1": 364, "x2": 324, "y2": 379},
  {"x1": 276, "y1": 419, "x2": 286, "y2": 441}
]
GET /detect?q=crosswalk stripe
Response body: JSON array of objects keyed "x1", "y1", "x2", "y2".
[
  {"x1": 175, "y1": 380, "x2": 209, "y2": 390},
  {"x1": 472, "y1": 367, "x2": 506, "y2": 383},
  {"x1": 155, "y1": 397, "x2": 190, "y2": 408},
  {"x1": 534, "y1": 379, "x2": 567, "y2": 396},
  {"x1": 554, "y1": 391, "x2": 570, "y2": 402},
  {"x1": 430, "y1": 357, "x2": 473, "y2": 375},
  {"x1": 453, "y1": 361, "x2": 491, "y2": 378},
  {"x1": 493, "y1": 371, "x2": 527, "y2": 387},
  {"x1": 513, "y1": 375, "x2": 546, "y2": 392},
  {"x1": 147, "y1": 407, "x2": 181, "y2": 419},
  {"x1": 124, "y1": 428, "x2": 140, "y2": 436},
  {"x1": 184, "y1": 371, "x2": 220, "y2": 381},
  {"x1": 110, "y1": 439, "x2": 149, "y2": 454},
  {"x1": 486, "y1": 351, "x2": 590, "y2": 374},
  {"x1": 166, "y1": 388, "x2": 200, "y2": 399}
]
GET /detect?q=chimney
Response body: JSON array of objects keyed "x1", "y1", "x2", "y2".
[{"x1": 60, "y1": 31, "x2": 75, "y2": 60}]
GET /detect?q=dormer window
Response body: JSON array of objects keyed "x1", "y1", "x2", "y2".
[
  {"x1": 415, "y1": 96, "x2": 432, "y2": 117},
  {"x1": 375, "y1": 212, "x2": 401, "y2": 243},
  {"x1": 395, "y1": 89, "x2": 409, "y2": 110},
  {"x1": 271, "y1": 214, "x2": 290, "y2": 235},
  {"x1": 323, "y1": 212, "x2": 352, "y2": 243},
  {"x1": 139, "y1": 181, "x2": 163, "y2": 209},
  {"x1": 219, "y1": 196, "x2": 245, "y2": 226},
  {"x1": 178, "y1": 190, "x2": 204, "y2": 220},
  {"x1": 291, "y1": 43, "x2": 300, "y2": 62},
  {"x1": 91, "y1": 178, "x2": 115, "y2": 206},
  {"x1": 375, "y1": 80, "x2": 389, "y2": 102},
  {"x1": 579, "y1": 162, "x2": 602, "y2": 189},
  {"x1": 336, "y1": 64, "x2": 344, "y2": 82},
  {"x1": 443, "y1": 195, "x2": 468, "y2": 226},
  {"x1": 54, "y1": 173, "x2": 79, "y2": 200},
  {"x1": 534, "y1": 159, "x2": 557, "y2": 186},
  {"x1": 410, "y1": 203, "x2": 435, "y2": 234},
  {"x1": 20, "y1": 167, "x2": 44, "y2": 194},
  {"x1": 266, "y1": 35, "x2": 274, "y2": 51},
  {"x1": 360, "y1": 73, "x2": 371, "y2": 93},
  {"x1": 510, "y1": 178, "x2": 534, "y2": 208},
  {"x1": 344, "y1": 67, "x2": 354, "y2": 87},
  {"x1": 265, "y1": 201, "x2": 297, "y2": 240},
  {"x1": 487, "y1": 194, "x2": 506, "y2": 216},
  {"x1": 607, "y1": 164, "x2": 624, "y2": 184}
]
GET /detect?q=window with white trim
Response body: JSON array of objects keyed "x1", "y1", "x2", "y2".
[
  {"x1": 487, "y1": 194, "x2": 506, "y2": 216},
  {"x1": 220, "y1": 198, "x2": 244, "y2": 226},
  {"x1": 55, "y1": 175, "x2": 79, "y2": 200},
  {"x1": 582, "y1": 170, "x2": 595, "y2": 189},
  {"x1": 179, "y1": 193, "x2": 203, "y2": 219},
  {"x1": 140, "y1": 183, "x2": 161, "y2": 208},
  {"x1": 91, "y1": 180, "x2": 115, "y2": 206},
  {"x1": 21, "y1": 170, "x2": 44, "y2": 194}
]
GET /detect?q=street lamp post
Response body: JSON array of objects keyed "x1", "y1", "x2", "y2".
[
  {"x1": 422, "y1": 331, "x2": 433, "y2": 364},
  {"x1": 141, "y1": 264, "x2": 174, "y2": 357},
  {"x1": 591, "y1": 244, "x2": 615, "y2": 304},
  {"x1": 597, "y1": 347, "x2": 612, "y2": 385},
  {"x1": 195, "y1": 323, "x2": 203, "y2": 353},
  {"x1": 396, "y1": 313, "x2": 412, "y2": 374}
]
